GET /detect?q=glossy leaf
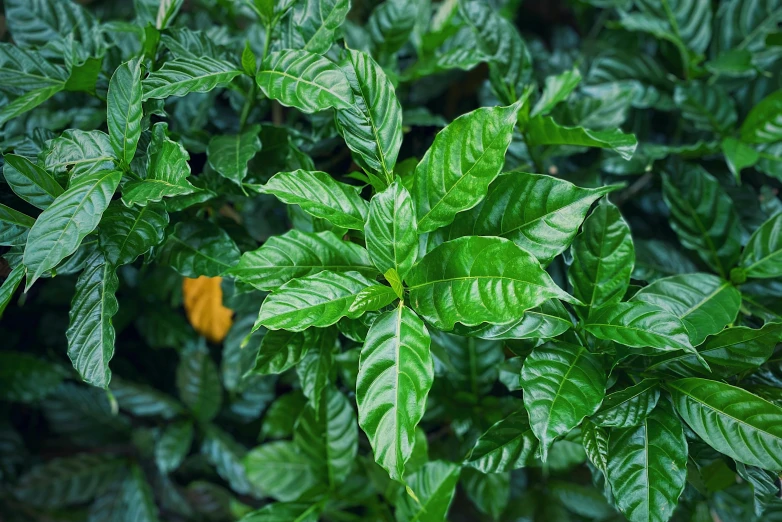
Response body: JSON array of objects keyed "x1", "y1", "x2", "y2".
[
  {"x1": 251, "y1": 329, "x2": 310, "y2": 375},
  {"x1": 348, "y1": 284, "x2": 398, "y2": 314},
  {"x1": 526, "y1": 115, "x2": 638, "y2": 160},
  {"x1": 531, "y1": 68, "x2": 582, "y2": 118},
  {"x1": 674, "y1": 83, "x2": 737, "y2": 133},
  {"x1": 740, "y1": 90, "x2": 782, "y2": 144},
  {"x1": 365, "y1": 179, "x2": 417, "y2": 279},
  {"x1": 43, "y1": 130, "x2": 115, "y2": 181},
  {"x1": 2, "y1": 154, "x2": 64, "y2": 210},
  {"x1": 207, "y1": 125, "x2": 262, "y2": 185},
  {"x1": 155, "y1": 420, "x2": 194, "y2": 474},
  {"x1": 465, "y1": 409, "x2": 538, "y2": 473},
  {"x1": 394, "y1": 461, "x2": 460, "y2": 522},
  {"x1": 244, "y1": 441, "x2": 319, "y2": 502},
  {"x1": 291, "y1": 0, "x2": 351, "y2": 54},
  {"x1": 0, "y1": 264, "x2": 25, "y2": 319},
  {"x1": 158, "y1": 221, "x2": 240, "y2": 278},
  {"x1": 581, "y1": 420, "x2": 609, "y2": 474},
  {"x1": 98, "y1": 202, "x2": 169, "y2": 266},
  {"x1": 740, "y1": 213, "x2": 782, "y2": 279},
  {"x1": 107, "y1": 58, "x2": 143, "y2": 166},
  {"x1": 453, "y1": 300, "x2": 572, "y2": 340},
  {"x1": 0, "y1": 203, "x2": 35, "y2": 246},
  {"x1": 592, "y1": 379, "x2": 660, "y2": 429},
  {"x1": 176, "y1": 341, "x2": 222, "y2": 422},
  {"x1": 142, "y1": 56, "x2": 242, "y2": 100}
]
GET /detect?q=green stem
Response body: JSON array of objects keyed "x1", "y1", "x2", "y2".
[
  {"x1": 522, "y1": 132, "x2": 544, "y2": 173},
  {"x1": 239, "y1": 82, "x2": 256, "y2": 130}
]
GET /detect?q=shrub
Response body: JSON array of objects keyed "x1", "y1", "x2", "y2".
[{"x1": 1, "y1": 0, "x2": 782, "y2": 521}]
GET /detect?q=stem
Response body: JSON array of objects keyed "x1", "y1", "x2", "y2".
[
  {"x1": 239, "y1": 82, "x2": 255, "y2": 130},
  {"x1": 522, "y1": 132, "x2": 544, "y2": 173},
  {"x1": 261, "y1": 22, "x2": 273, "y2": 63}
]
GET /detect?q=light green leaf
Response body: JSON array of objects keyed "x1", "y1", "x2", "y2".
[
  {"x1": 98, "y1": 202, "x2": 169, "y2": 266},
  {"x1": 260, "y1": 170, "x2": 368, "y2": 230},
  {"x1": 521, "y1": 341, "x2": 606, "y2": 460},
  {"x1": 176, "y1": 341, "x2": 222, "y2": 422},
  {"x1": 207, "y1": 125, "x2": 262, "y2": 185},
  {"x1": 256, "y1": 50, "x2": 354, "y2": 113},
  {"x1": 2, "y1": 154, "x2": 64, "y2": 209},
  {"x1": 568, "y1": 201, "x2": 635, "y2": 316},
  {"x1": 155, "y1": 420, "x2": 194, "y2": 474},
  {"x1": 227, "y1": 230, "x2": 376, "y2": 291},
  {"x1": 142, "y1": 56, "x2": 242, "y2": 100},
  {"x1": 158, "y1": 221, "x2": 240, "y2": 277},
  {"x1": 394, "y1": 460, "x2": 460, "y2": 522},
  {"x1": 531, "y1": 68, "x2": 582, "y2": 118},
  {"x1": 348, "y1": 284, "x2": 398, "y2": 314},
  {"x1": 0, "y1": 264, "x2": 25, "y2": 319},
  {"x1": 251, "y1": 329, "x2": 310, "y2": 375},
  {"x1": 722, "y1": 137, "x2": 759, "y2": 181},
  {"x1": 607, "y1": 400, "x2": 687, "y2": 522},
  {"x1": 43, "y1": 130, "x2": 115, "y2": 181},
  {"x1": 453, "y1": 300, "x2": 572, "y2": 340},
  {"x1": 107, "y1": 58, "x2": 143, "y2": 166},
  {"x1": 740, "y1": 213, "x2": 782, "y2": 279},
  {"x1": 669, "y1": 378, "x2": 782, "y2": 470},
  {"x1": 23, "y1": 170, "x2": 121, "y2": 289},
  {"x1": 412, "y1": 103, "x2": 519, "y2": 233},
  {"x1": 526, "y1": 115, "x2": 638, "y2": 160},
  {"x1": 407, "y1": 236, "x2": 576, "y2": 330},
  {"x1": 357, "y1": 305, "x2": 433, "y2": 481},
  {"x1": 465, "y1": 409, "x2": 538, "y2": 473},
  {"x1": 674, "y1": 83, "x2": 737, "y2": 134},
  {"x1": 385, "y1": 268, "x2": 404, "y2": 299},
  {"x1": 592, "y1": 379, "x2": 660, "y2": 429},
  {"x1": 631, "y1": 273, "x2": 740, "y2": 346},
  {"x1": 244, "y1": 441, "x2": 319, "y2": 502},
  {"x1": 740, "y1": 90, "x2": 782, "y2": 143},
  {"x1": 256, "y1": 271, "x2": 376, "y2": 331},
  {"x1": 366, "y1": 179, "x2": 417, "y2": 279},
  {"x1": 66, "y1": 253, "x2": 119, "y2": 389}
]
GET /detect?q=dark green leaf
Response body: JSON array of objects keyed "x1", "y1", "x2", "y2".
[
  {"x1": 107, "y1": 58, "x2": 143, "y2": 166},
  {"x1": 592, "y1": 379, "x2": 660, "y2": 429},
  {"x1": 158, "y1": 221, "x2": 240, "y2": 277},
  {"x1": 251, "y1": 329, "x2": 310, "y2": 375},
  {"x1": 155, "y1": 420, "x2": 194, "y2": 474},
  {"x1": 0, "y1": 203, "x2": 35, "y2": 246},
  {"x1": 465, "y1": 409, "x2": 538, "y2": 473},
  {"x1": 526, "y1": 115, "x2": 638, "y2": 160},
  {"x1": 98, "y1": 202, "x2": 169, "y2": 266},
  {"x1": 3, "y1": 153, "x2": 64, "y2": 209},
  {"x1": 244, "y1": 441, "x2": 319, "y2": 502},
  {"x1": 395, "y1": 461, "x2": 461, "y2": 522},
  {"x1": 674, "y1": 83, "x2": 737, "y2": 133},
  {"x1": 207, "y1": 125, "x2": 263, "y2": 185},
  {"x1": 142, "y1": 56, "x2": 242, "y2": 100},
  {"x1": 740, "y1": 213, "x2": 782, "y2": 279},
  {"x1": 741, "y1": 90, "x2": 782, "y2": 143},
  {"x1": 176, "y1": 341, "x2": 222, "y2": 422},
  {"x1": 43, "y1": 130, "x2": 115, "y2": 181}
]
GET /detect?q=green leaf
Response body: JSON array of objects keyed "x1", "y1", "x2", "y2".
[
  {"x1": 107, "y1": 58, "x2": 143, "y2": 166},
  {"x1": 5, "y1": 0, "x2": 101, "y2": 54},
  {"x1": 66, "y1": 253, "x2": 119, "y2": 389},
  {"x1": 259, "y1": 170, "x2": 368, "y2": 230},
  {"x1": 721, "y1": 137, "x2": 759, "y2": 181},
  {"x1": 98, "y1": 202, "x2": 169, "y2": 266},
  {"x1": 155, "y1": 420, "x2": 194, "y2": 474},
  {"x1": 241, "y1": 40, "x2": 257, "y2": 76},
  {"x1": 394, "y1": 461, "x2": 461, "y2": 522},
  {"x1": 294, "y1": 387, "x2": 358, "y2": 487},
  {"x1": 158, "y1": 221, "x2": 240, "y2": 277},
  {"x1": 336, "y1": 48, "x2": 403, "y2": 182},
  {"x1": 465, "y1": 409, "x2": 538, "y2": 473},
  {"x1": 674, "y1": 82, "x2": 737, "y2": 134},
  {"x1": 256, "y1": 271, "x2": 376, "y2": 332},
  {"x1": 296, "y1": 333, "x2": 336, "y2": 406},
  {"x1": 0, "y1": 350, "x2": 64, "y2": 403},
  {"x1": 365, "y1": 179, "x2": 417, "y2": 279},
  {"x1": 201, "y1": 425, "x2": 254, "y2": 495},
  {"x1": 648, "y1": 323, "x2": 782, "y2": 378},
  {"x1": 227, "y1": 230, "x2": 376, "y2": 291},
  {"x1": 607, "y1": 400, "x2": 688, "y2": 522},
  {"x1": 251, "y1": 329, "x2": 311, "y2": 375},
  {"x1": 526, "y1": 115, "x2": 638, "y2": 160},
  {"x1": 207, "y1": 125, "x2": 263, "y2": 185},
  {"x1": 568, "y1": 201, "x2": 635, "y2": 315},
  {"x1": 520, "y1": 341, "x2": 606, "y2": 460},
  {"x1": 142, "y1": 56, "x2": 242, "y2": 100},
  {"x1": 357, "y1": 305, "x2": 433, "y2": 481},
  {"x1": 110, "y1": 377, "x2": 184, "y2": 419},
  {"x1": 462, "y1": 468, "x2": 510, "y2": 521},
  {"x1": 715, "y1": 0, "x2": 782, "y2": 54},
  {"x1": 662, "y1": 165, "x2": 742, "y2": 277},
  {"x1": 176, "y1": 341, "x2": 222, "y2": 422},
  {"x1": 736, "y1": 462, "x2": 781, "y2": 518},
  {"x1": 0, "y1": 203, "x2": 35, "y2": 246},
  {"x1": 407, "y1": 236, "x2": 576, "y2": 330},
  {"x1": 239, "y1": 502, "x2": 320, "y2": 522},
  {"x1": 592, "y1": 379, "x2": 660, "y2": 429},
  {"x1": 668, "y1": 378, "x2": 782, "y2": 470},
  {"x1": 0, "y1": 43, "x2": 68, "y2": 91},
  {"x1": 43, "y1": 130, "x2": 115, "y2": 181},
  {"x1": 432, "y1": 331, "x2": 503, "y2": 396},
  {"x1": 741, "y1": 90, "x2": 782, "y2": 143},
  {"x1": 549, "y1": 480, "x2": 616, "y2": 520},
  {"x1": 581, "y1": 420, "x2": 609, "y2": 474},
  {"x1": 531, "y1": 68, "x2": 582, "y2": 118},
  {"x1": 23, "y1": 170, "x2": 121, "y2": 289},
  {"x1": 292, "y1": 0, "x2": 351, "y2": 54},
  {"x1": 0, "y1": 85, "x2": 62, "y2": 127},
  {"x1": 0, "y1": 264, "x2": 25, "y2": 319},
  {"x1": 452, "y1": 300, "x2": 572, "y2": 340},
  {"x1": 412, "y1": 103, "x2": 519, "y2": 233},
  {"x1": 740, "y1": 213, "x2": 782, "y2": 279},
  {"x1": 348, "y1": 284, "x2": 398, "y2": 314},
  {"x1": 256, "y1": 50, "x2": 354, "y2": 113},
  {"x1": 2, "y1": 154, "x2": 64, "y2": 209},
  {"x1": 244, "y1": 441, "x2": 319, "y2": 502},
  {"x1": 367, "y1": 0, "x2": 417, "y2": 58}
]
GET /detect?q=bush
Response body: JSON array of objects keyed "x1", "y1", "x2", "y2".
[{"x1": 2, "y1": 0, "x2": 782, "y2": 520}]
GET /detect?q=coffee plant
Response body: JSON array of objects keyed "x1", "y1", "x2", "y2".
[{"x1": 1, "y1": 0, "x2": 782, "y2": 520}]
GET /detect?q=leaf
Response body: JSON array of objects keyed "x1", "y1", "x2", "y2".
[
  {"x1": 525, "y1": 115, "x2": 638, "y2": 160},
  {"x1": 407, "y1": 236, "x2": 576, "y2": 330},
  {"x1": 412, "y1": 103, "x2": 519, "y2": 233},
  {"x1": 98, "y1": 202, "x2": 169, "y2": 266},
  {"x1": 715, "y1": 0, "x2": 782, "y2": 54},
  {"x1": 721, "y1": 137, "x2": 759, "y2": 181},
  {"x1": 668, "y1": 378, "x2": 782, "y2": 470},
  {"x1": 256, "y1": 50, "x2": 354, "y2": 113},
  {"x1": 0, "y1": 265, "x2": 25, "y2": 319},
  {"x1": 251, "y1": 329, "x2": 311, "y2": 375},
  {"x1": 5, "y1": 0, "x2": 101, "y2": 54},
  {"x1": 568, "y1": 201, "x2": 635, "y2": 315},
  {"x1": 581, "y1": 420, "x2": 609, "y2": 474},
  {"x1": 239, "y1": 502, "x2": 320, "y2": 522},
  {"x1": 176, "y1": 341, "x2": 222, "y2": 422},
  {"x1": 336, "y1": 48, "x2": 403, "y2": 183},
  {"x1": 2, "y1": 153, "x2": 64, "y2": 209},
  {"x1": 607, "y1": 400, "x2": 688, "y2": 522},
  {"x1": 592, "y1": 379, "x2": 660, "y2": 429},
  {"x1": 227, "y1": 230, "x2": 376, "y2": 291},
  {"x1": 453, "y1": 300, "x2": 572, "y2": 340},
  {"x1": 462, "y1": 468, "x2": 510, "y2": 521},
  {"x1": 183, "y1": 276, "x2": 234, "y2": 343},
  {"x1": 674, "y1": 82, "x2": 737, "y2": 133},
  {"x1": 0, "y1": 85, "x2": 62, "y2": 127},
  {"x1": 740, "y1": 90, "x2": 782, "y2": 143},
  {"x1": 357, "y1": 305, "x2": 433, "y2": 481},
  {"x1": 43, "y1": 130, "x2": 115, "y2": 181},
  {"x1": 291, "y1": 0, "x2": 350, "y2": 54},
  {"x1": 255, "y1": 271, "x2": 376, "y2": 332},
  {"x1": 107, "y1": 58, "x2": 143, "y2": 166},
  {"x1": 0, "y1": 43, "x2": 68, "y2": 91},
  {"x1": 662, "y1": 164, "x2": 742, "y2": 277},
  {"x1": 432, "y1": 331, "x2": 503, "y2": 396},
  {"x1": 142, "y1": 56, "x2": 242, "y2": 100},
  {"x1": 736, "y1": 462, "x2": 781, "y2": 518},
  {"x1": 633, "y1": 239, "x2": 699, "y2": 282},
  {"x1": 465, "y1": 409, "x2": 538, "y2": 473},
  {"x1": 348, "y1": 284, "x2": 398, "y2": 314},
  {"x1": 66, "y1": 253, "x2": 119, "y2": 389},
  {"x1": 365, "y1": 179, "x2": 417, "y2": 279},
  {"x1": 0, "y1": 203, "x2": 35, "y2": 246},
  {"x1": 110, "y1": 377, "x2": 184, "y2": 419},
  {"x1": 585, "y1": 302, "x2": 695, "y2": 355},
  {"x1": 244, "y1": 441, "x2": 319, "y2": 502},
  {"x1": 394, "y1": 461, "x2": 461, "y2": 522},
  {"x1": 648, "y1": 323, "x2": 782, "y2": 378},
  {"x1": 296, "y1": 333, "x2": 336, "y2": 405},
  {"x1": 207, "y1": 125, "x2": 263, "y2": 185},
  {"x1": 201, "y1": 426, "x2": 255, "y2": 495},
  {"x1": 158, "y1": 221, "x2": 240, "y2": 277},
  {"x1": 740, "y1": 213, "x2": 782, "y2": 279},
  {"x1": 155, "y1": 420, "x2": 194, "y2": 474},
  {"x1": 520, "y1": 341, "x2": 606, "y2": 460},
  {"x1": 0, "y1": 351, "x2": 64, "y2": 403},
  {"x1": 294, "y1": 387, "x2": 358, "y2": 487},
  {"x1": 23, "y1": 170, "x2": 121, "y2": 289},
  {"x1": 633, "y1": 0, "x2": 712, "y2": 53},
  {"x1": 531, "y1": 68, "x2": 582, "y2": 118},
  {"x1": 548, "y1": 480, "x2": 616, "y2": 520}
]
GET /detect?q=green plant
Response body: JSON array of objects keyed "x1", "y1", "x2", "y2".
[{"x1": 1, "y1": 0, "x2": 782, "y2": 521}]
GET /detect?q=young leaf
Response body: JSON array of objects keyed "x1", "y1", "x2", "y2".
[
  {"x1": 98, "y1": 202, "x2": 169, "y2": 266},
  {"x1": 740, "y1": 213, "x2": 782, "y2": 279},
  {"x1": 520, "y1": 341, "x2": 606, "y2": 460},
  {"x1": 412, "y1": 103, "x2": 519, "y2": 233},
  {"x1": 394, "y1": 461, "x2": 461, "y2": 522},
  {"x1": 531, "y1": 68, "x2": 582, "y2": 118},
  {"x1": 2, "y1": 154, "x2": 64, "y2": 209},
  {"x1": 107, "y1": 58, "x2": 143, "y2": 166},
  {"x1": 357, "y1": 305, "x2": 433, "y2": 481},
  {"x1": 176, "y1": 341, "x2": 222, "y2": 422},
  {"x1": 142, "y1": 56, "x2": 242, "y2": 100},
  {"x1": 592, "y1": 379, "x2": 660, "y2": 429},
  {"x1": 365, "y1": 179, "x2": 417, "y2": 279},
  {"x1": 348, "y1": 284, "x2": 398, "y2": 314},
  {"x1": 465, "y1": 409, "x2": 538, "y2": 473},
  {"x1": 207, "y1": 125, "x2": 262, "y2": 185},
  {"x1": 157, "y1": 221, "x2": 240, "y2": 278},
  {"x1": 526, "y1": 115, "x2": 638, "y2": 160},
  {"x1": 23, "y1": 170, "x2": 121, "y2": 289},
  {"x1": 407, "y1": 236, "x2": 577, "y2": 330}
]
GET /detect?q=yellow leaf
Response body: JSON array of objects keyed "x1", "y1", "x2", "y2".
[{"x1": 182, "y1": 276, "x2": 233, "y2": 343}]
